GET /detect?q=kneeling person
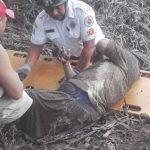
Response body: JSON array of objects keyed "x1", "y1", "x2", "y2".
[{"x1": 0, "y1": 0, "x2": 32, "y2": 127}]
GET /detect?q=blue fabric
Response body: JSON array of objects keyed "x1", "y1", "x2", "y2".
[{"x1": 70, "y1": 85, "x2": 93, "y2": 108}]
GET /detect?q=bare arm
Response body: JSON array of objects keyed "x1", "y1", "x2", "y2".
[
  {"x1": 25, "y1": 43, "x2": 44, "y2": 67},
  {"x1": 16, "y1": 43, "x2": 44, "y2": 81},
  {"x1": 63, "y1": 62, "x2": 76, "y2": 80},
  {"x1": 76, "y1": 39, "x2": 95, "y2": 72},
  {"x1": 0, "y1": 46, "x2": 23, "y2": 99}
]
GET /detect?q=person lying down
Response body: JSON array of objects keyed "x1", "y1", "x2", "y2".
[{"x1": 0, "y1": 40, "x2": 140, "y2": 139}]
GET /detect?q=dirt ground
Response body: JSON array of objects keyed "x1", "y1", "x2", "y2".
[
  {"x1": 0, "y1": 0, "x2": 150, "y2": 150},
  {"x1": 1, "y1": 111, "x2": 150, "y2": 150}
]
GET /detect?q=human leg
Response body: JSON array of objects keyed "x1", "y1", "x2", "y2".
[
  {"x1": 95, "y1": 39, "x2": 140, "y2": 84},
  {"x1": 95, "y1": 39, "x2": 140, "y2": 106},
  {"x1": 16, "y1": 89, "x2": 100, "y2": 139},
  {"x1": 105, "y1": 40, "x2": 140, "y2": 85},
  {"x1": 0, "y1": 90, "x2": 32, "y2": 126}
]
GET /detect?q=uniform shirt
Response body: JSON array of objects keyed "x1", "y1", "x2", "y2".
[{"x1": 31, "y1": 0, "x2": 105, "y2": 57}]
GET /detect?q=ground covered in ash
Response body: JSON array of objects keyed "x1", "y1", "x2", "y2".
[
  {"x1": 0, "y1": 0, "x2": 150, "y2": 149},
  {"x1": 1, "y1": 111, "x2": 150, "y2": 150}
]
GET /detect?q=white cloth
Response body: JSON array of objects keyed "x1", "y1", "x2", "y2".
[
  {"x1": 31, "y1": 0, "x2": 105, "y2": 57},
  {"x1": 0, "y1": 45, "x2": 33, "y2": 125},
  {"x1": 0, "y1": 89, "x2": 33, "y2": 125},
  {"x1": 0, "y1": 44, "x2": 4, "y2": 50}
]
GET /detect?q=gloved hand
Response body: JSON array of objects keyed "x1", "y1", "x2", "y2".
[{"x1": 16, "y1": 64, "x2": 31, "y2": 81}]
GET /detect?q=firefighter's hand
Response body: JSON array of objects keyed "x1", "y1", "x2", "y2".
[
  {"x1": 16, "y1": 64, "x2": 31, "y2": 81},
  {"x1": 57, "y1": 47, "x2": 71, "y2": 64}
]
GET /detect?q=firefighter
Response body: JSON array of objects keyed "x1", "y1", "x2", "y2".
[{"x1": 17, "y1": 0, "x2": 108, "y2": 80}]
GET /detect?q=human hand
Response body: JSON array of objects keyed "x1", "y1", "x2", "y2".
[
  {"x1": 16, "y1": 64, "x2": 31, "y2": 81},
  {"x1": 57, "y1": 47, "x2": 71, "y2": 64}
]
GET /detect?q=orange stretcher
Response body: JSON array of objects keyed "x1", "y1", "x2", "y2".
[
  {"x1": 8, "y1": 50, "x2": 64, "y2": 90},
  {"x1": 7, "y1": 50, "x2": 150, "y2": 116}
]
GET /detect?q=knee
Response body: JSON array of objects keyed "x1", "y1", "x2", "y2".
[{"x1": 96, "y1": 38, "x2": 110, "y2": 53}]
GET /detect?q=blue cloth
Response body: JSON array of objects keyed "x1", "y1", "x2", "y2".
[{"x1": 70, "y1": 85, "x2": 93, "y2": 108}]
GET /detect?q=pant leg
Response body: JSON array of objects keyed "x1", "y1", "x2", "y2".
[
  {"x1": 95, "y1": 40, "x2": 140, "y2": 86},
  {"x1": 16, "y1": 89, "x2": 100, "y2": 139},
  {"x1": 0, "y1": 90, "x2": 32, "y2": 126},
  {"x1": 104, "y1": 40, "x2": 140, "y2": 86}
]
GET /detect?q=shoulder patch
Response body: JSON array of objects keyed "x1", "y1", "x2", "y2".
[
  {"x1": 87, "y1": 28, "x2": 95, "y2": 36},
  {"x1": 84, "y1": 16, "x2": 94, "y2": 27}
]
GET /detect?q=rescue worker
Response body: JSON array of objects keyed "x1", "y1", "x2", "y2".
[
  {"x1": 0, "y1": 0, "x2": 33, "y2": 127},
  {"x1": 17, "y1": 0, "x2": 106, "y2": 80}
]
